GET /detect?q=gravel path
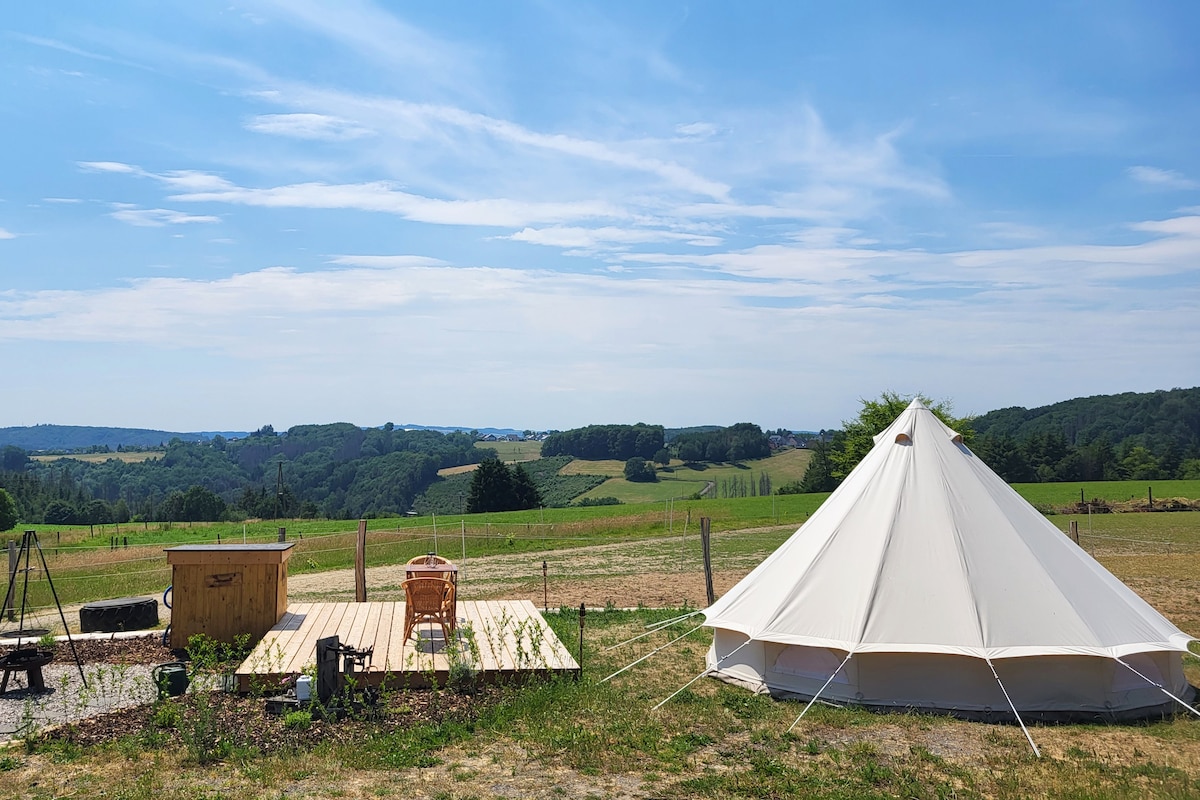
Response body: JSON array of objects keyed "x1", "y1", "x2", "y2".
[{"x1": 0, "y1": 635, "x2": 175, "y2": 744}]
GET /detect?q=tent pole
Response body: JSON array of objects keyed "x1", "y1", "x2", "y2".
[
  {"x1": 605, "y1": 610, "x2": 705, "y2": 651},
  {"x1": 786, "y1": 652, "x2": 853, "y2": 733},
  {"x1": 1115, "y1": 658, "x2": 1200, "y2": 719},
  {"x1": 600, "y1": 624, "x2": 706, "y2": 683},
  {"x1": 986, "y1": 659, "x2": 1040, "y2": 758},
  {"x1": 653, "y1": 638, "x2": 754, "y2": 711}
]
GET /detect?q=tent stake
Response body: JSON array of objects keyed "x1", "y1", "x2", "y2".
[
  {"x1": 786, "y1": 652, "x2": 852, "y2": 733},
  {"x1": 653, "y1": 638, "x2": 753, "y2": 710},
  {"x1": 1116, "y1": 658, "x2": 1200, "y2": 719},
  {"x1": 987, "y1": 659, "x2": 1040, "y2": 758}
]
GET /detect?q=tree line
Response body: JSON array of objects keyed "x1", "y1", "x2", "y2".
[
  {"x1": 788, "y1": 389, "x2": 1200, "y2": 495},
  {"x1": 0, "y1": 424, "x2": 485, "y2": 524}
]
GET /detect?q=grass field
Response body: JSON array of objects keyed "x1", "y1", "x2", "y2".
[
  {"x1": 1013, "y1": 479, "x2": 1200, "y2": 508},
  {"x1": 30, "y1": 450, "x2": 162, "y2": 464},
  {"x1": 567, "y1": 448, "x2": 814, "y2": 503},
  {"x1": 474, "y1": 439, "x2": 543, "y2": 462},
  {"x1": 5, "y1": 494, "x2": 1200, "y2": 797}
]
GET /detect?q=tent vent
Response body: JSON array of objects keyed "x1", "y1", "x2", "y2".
[
  {"x1": 895, "y1": 433, "x2": 912, "y2": 444},
  {"x1": 951, "y1": 434, "x2": 963, "y2": 444}
]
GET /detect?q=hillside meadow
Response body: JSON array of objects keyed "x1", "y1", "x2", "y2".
[{"x1": 3, "y1": 491, "x2": 1200, "y2": 798}]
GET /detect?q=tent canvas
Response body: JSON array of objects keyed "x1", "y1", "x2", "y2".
[{"x1": 703, "y1": 400, "x2": 1196, "y2": 721}]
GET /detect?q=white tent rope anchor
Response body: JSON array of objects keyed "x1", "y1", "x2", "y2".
[
  {"x1": 1115, "y1": 657, "x2": 1200, "y2": 719},
  {"x1": 785, "y1": 652, "x2": 853, "y2": 733},
  {"x1": 653, "y1": 638, "x2": 755, "y2": 711},
  {"x1": 986, "y1": 659, "x2": 1041, "y2": 758},
  {"x1": 600, "y1": 624, "x2": 706, "y2": 683}
]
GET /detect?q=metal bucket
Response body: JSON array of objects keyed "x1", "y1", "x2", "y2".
[{"x1": 152, "y1": 661, "x2": 190, "y2": 699}]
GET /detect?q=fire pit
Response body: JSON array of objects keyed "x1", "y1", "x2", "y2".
[{"x1": 0, "y1": 648, "x2": 55, "y2": 694}]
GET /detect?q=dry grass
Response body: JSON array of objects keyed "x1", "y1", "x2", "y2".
[{"x1": 31, "y1": 451, "x2": 161, "y2": 464}]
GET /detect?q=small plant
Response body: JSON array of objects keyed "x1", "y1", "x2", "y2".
[
  {"x1": 153, "y1": 701, "x2": 182, "y2": 729},
  {"x1": 283, "y1": 709, "x2": 313, "y2": 730},
  {"x1": 37, "y1": 632, "x2": 57, "y2": 649}
]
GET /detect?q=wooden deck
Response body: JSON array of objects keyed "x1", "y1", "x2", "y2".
[{"x1": 235, "y1": 600, "x2": 579, "y2": 690}]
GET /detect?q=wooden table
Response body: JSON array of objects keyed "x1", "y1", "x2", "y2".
[{"x1": 405, "y1": 563, "x2": 458, "y2": 585}]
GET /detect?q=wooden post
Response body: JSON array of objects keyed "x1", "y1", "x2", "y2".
[
  {"x1": 701, "y1": 517, "x2": 715, "y2": 606},
  {"x1": 277, "y1": 527, "x2": 286, "y2": 543},
  {"x1": 1069, "y1": 519, "x2": 1079, "y2": 545},
  {"x1": 355, "y1": 519, "x2": 367, "y2": 602},
  {"x1": 1148, "y1": 486, "x2": 1153, "y2": 509}
]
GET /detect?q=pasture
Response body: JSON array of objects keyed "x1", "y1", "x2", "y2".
[
  {"x1": 3, "y1": 502, "x2": 1200, "y2": 798},
  {"x1": 475, "y1": 439, "x2": 543, "y2": 462},
  {"x1": 30, "y1": 450, "x2": 161, "y2": 464}
]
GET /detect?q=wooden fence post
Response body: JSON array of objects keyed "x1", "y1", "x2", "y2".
[
  {"x1": 355, "y1": 519, "x2": 367, "y2": 602},
  {"x1": 701, "y1": 517, "x2": 715, "y2": 606}
]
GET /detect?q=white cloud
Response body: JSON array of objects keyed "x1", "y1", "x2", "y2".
[
  {"x1": 977, "y1": 222, "x2": 1048, "y2": 241},
  {"x1": 246, "y1": 113, "x2": 373, "y2": 140},
  {"x1": 1127, "y1": 166, "x2": 1198, "y2": 190},
  {"x1": 78, "y1": 161, "x2": 146, "y2": 175},
  {"x1": 109, "y1": 207, "x2": 221, "y2": 227},
  {"x1": 676, "y1": 122, "x2": 719, "y2": 139},
  {"x1": 42, "y1": 197, "x2": 82, "y2": 204},
  {"x1": 508, "y1": 226, "x2": 722, "y2": 249},
  {"x1": 328, "y1": 255, "x2": 448, "y2": 269},
  {"x1": 169, "y1": 180, "x2": 623, "y2": 227},
  {"x1": 0, "y1": 228, "x2": 15, "y2": 239}
]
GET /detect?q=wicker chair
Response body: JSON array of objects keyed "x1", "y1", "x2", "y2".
[{"x1": 401, "y1": 577, "x2": 456, "y2": 644}]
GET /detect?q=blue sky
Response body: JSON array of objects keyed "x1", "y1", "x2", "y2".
[{"x1": 2, "y1": 1, "x2": 1198, "y2": 433}]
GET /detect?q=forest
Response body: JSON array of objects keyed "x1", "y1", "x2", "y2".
[{"x1": 0, "y1": 387, "x2": 1197, "y2": 526}]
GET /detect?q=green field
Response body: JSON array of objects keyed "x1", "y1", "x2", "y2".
[
  {"x1": 571, "y1": 448, "x2": 813, "y2": 503},
  {"x1": 475, "y1": 438, "x2": 543, "y2": 462},
  {"x1": 1012, "y1": 479, "x2": 1200, "y2": 508}
]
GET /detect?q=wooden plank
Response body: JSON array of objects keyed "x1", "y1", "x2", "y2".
[
  {"x1": 281, "y1": 602, "x2": 346, "y2": 675},
  {"x1": 242, "y1": 602, "x2": 311, "y2": 675},
  {"x1": 505, "y1": 600, "x2": 577, "y2": 670},
  {"x1": 483, "y1": 599, "x2": 521, "y2": 670},
  {"x1": 459, "y1": 601, "x2": 502, "y2": 673},
  {"x1": 369, "y1": 601, "x2": 398, "y2": 675},
  {"x1": 343, "y1": 602, "x2": 372, "y2": 652}
]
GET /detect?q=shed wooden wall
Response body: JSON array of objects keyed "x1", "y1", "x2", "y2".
[{"x1": 167, "y1": 547, "x2": 291, "y2": 648}]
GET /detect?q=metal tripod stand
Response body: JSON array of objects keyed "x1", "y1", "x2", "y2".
[{"x1": 1, "y1": 529, "x2": 87, "y2": 689}]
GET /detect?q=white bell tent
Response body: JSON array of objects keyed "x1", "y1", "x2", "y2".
[{"x1": 702, "y1": 400, "x2": 1197, "y2": 723}]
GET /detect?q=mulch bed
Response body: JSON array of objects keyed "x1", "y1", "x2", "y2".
[
  {"x1": 1, "y1": 635, "x2": 173, "y2": 665},
  {"x1": 8, "y1": 636, "x2": 487, "y2": 753}
]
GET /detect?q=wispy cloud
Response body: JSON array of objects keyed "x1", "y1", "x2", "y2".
[
  {"x1": 109, "y1": 206, "x2": 221, "y2": 227},
  {"x1": 1127, "y1": 166, "x2": 1198, "y2": 190},
  {"x1": 245, "y1": 113, "x2": 373, "y2": 140},
  {"x1": 0, "y1": 228, "x2": 16, "y2": 240},
  {"x1": 170, "y1": 180, "x2": 622, "y2": 227},
  {"x1": 508, "y1": 226, "x2": 722, "y2": 250}
]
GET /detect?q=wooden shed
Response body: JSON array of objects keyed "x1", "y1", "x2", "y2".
[{"x1": 165, "y1": 543, "x2": 294, "y2": 649}]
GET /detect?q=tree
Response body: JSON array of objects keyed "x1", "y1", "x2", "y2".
[
  {"x1": 44, "y1": 499, "x2": 78, "y2": 525},
  {"x1": 623, "y1": 457, "x2": 657, "y2": 483},
  {"x1": 510, "y1": 464, "x2": 542, "y2": 510},
  {"x1": 2, "y1": 446, "x2": 28, "y2": 472},
  {"x1": 829, "y1": 392, "x2": 971, "y2": 483},
  {"x1": 0, "y1": 488, "x2": 17, "y2": 532},
  {"x1": 653, "y1": 448, "x2": 671, "y2": 466},
  {"x1": 181, "y1": 485, "x2": 227, "y2": 522},
  {"x1": 467, "y1": 458, "x2": 514, "y2": 513},
  {"x1": 795, "y1": 440, "x2": 838, "y2": 493}
]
